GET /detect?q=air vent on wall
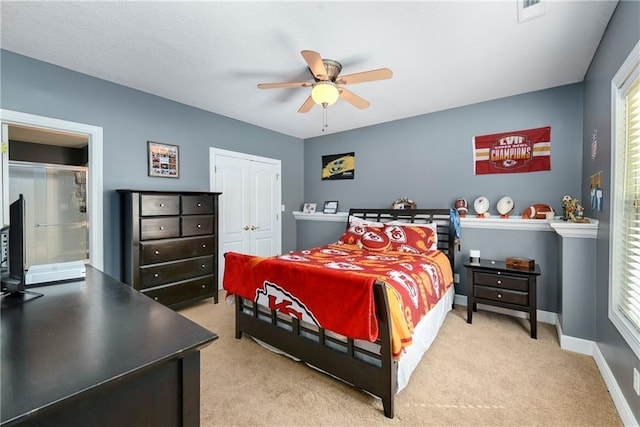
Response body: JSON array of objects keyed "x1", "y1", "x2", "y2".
[{"x1": 518, "y1": 0, "x2": 545, "y2": 23}]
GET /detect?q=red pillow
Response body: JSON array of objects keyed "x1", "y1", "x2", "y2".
[
  {"x1": 383, "y1": 223, "x2": 438, "y2": 254},
  {"x1": 338, "y1": 224, "x2": 383, "y2": 246},
  {"x1": 358, "y1": 228, "x2": 391, "y2": 252},
  {"x1": 337, "y1": 216, "x2": 384, "y2": 246}
]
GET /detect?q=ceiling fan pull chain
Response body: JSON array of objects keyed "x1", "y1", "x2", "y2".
[{"x1": 322, "y1": 105, "x2": 328, "y2": 132}]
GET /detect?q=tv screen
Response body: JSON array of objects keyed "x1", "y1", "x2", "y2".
[{"x1": 5, "y1": 194, "x2": 26, "y2": 292}]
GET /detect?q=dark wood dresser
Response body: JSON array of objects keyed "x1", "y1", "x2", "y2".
[
  {"x1": 118, "y1": 190, "x2": 221, "y2": 306},
  {"x1": 464, "y1": 259, "x2": 541, "y2": 338}
]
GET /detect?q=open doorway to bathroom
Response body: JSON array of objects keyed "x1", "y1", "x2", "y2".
[{"x1": 8, "y1": 124, "x2": 89, "y2": 268}]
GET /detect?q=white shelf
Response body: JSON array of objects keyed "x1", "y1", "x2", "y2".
[
  {"x1": 461, "y1": 215, "x2": 598, "y2": 235},
  {"x1": 292, "y1": 211, "x2": 599, "y2": 235},
  {"x1": 292, "y1": 211, "x2": 349, "y2": 222},
  {"x1": 548, "y1": 219, "x2": 599, "y2": 238}
]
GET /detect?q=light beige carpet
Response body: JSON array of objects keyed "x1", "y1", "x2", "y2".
[{"x1": 178, "y1": 295, "x2": 622, "y2": 426}]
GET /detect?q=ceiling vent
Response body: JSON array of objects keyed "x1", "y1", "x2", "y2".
[{"x1": 518, "y1": 0, "x2": 545, "y2": 23}]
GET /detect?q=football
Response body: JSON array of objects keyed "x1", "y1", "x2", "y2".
[{"x1": 522, "y1": 203, "x2": 554, "y2": 219}]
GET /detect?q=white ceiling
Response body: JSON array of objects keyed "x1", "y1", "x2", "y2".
[{"x1": 0, "y1": 1, "x2": 618, "y2": 140}]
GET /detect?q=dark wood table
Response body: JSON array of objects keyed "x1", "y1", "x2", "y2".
[{"x1": 1, "y1": 265, "x2": 217, "y2": 426}]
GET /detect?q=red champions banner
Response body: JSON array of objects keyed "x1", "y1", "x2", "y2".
[{"x1": 473, "y1": 126, "x2": 551, "y2": 175}]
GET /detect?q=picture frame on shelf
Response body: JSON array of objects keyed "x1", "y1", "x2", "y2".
[
  {"x1": 323, "y1": 201, "x2": 339, "y2": 214},
  {"x1": 303, "y1": 203, "x2": 317, "y2": 214},
  {"x1": 148, "y1": 141, "x2": 179, "y2": 178}
]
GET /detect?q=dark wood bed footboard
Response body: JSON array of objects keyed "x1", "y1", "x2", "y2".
[{"x1": 235, "y1": 279, "x2": 397, "y2": 418}]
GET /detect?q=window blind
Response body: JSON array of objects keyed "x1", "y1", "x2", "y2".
[{"x1": 619, "y1": 75, "x2": 640, "y2": 331}]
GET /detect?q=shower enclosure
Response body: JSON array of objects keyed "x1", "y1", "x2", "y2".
[{"x1": 9, "y1": 161, "x2": 88, "y2": 269}]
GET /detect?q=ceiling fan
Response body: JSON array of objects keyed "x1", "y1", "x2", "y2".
[{"x1": 257, "y1": 50, "x2": 393, "y2": 113}]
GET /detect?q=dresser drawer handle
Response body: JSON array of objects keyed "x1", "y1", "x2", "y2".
[
  {"x1": 497, "y1": 280, "x2": 502, "y2": 285},
  {"x1": 497, "y1": 271, "x2": 501, "y2": 275},
  {"x1": 497, "y1": 293, "x2": 502, "y2": 299},
  {"x1": 197, "y1": 224, "x2": 202, "y2": 228},
  {"x1": 197, "y1": 203, "x2": 202, "y2": 207},
  {"x1": 159, "y1": 203, "x2": 165, "y2": 207},
  {"x1": 202, "y1": 244, "x2": 207, "y2": 248},
  {"x1": 159, "y1": 226, "x2": 164, "y2": 230},
  {"x1": 154, "y1": 250, "x2": 159, "y2": 255},
  {"x1": 154, "y1": 296, "x2": 159, "y2": 301},
  {"x1": 201, "y1": 264, "x2": 206, "y2": 268},
  {"x1": 201, "y1": 284, "x2": 206, "y2": 288},
  {"x1": 154, "y1": 273, "x2": 159, "y2": 278}
]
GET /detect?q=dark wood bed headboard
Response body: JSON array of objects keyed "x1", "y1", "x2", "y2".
[{"x1": 347, "y1": 208, "x2": 456, "y2": 270}]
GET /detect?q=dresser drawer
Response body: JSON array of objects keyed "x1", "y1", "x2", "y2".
[
  {"x1": 140, "y1": 217, "x2": 180, "y2": 240},
  {"x1": 182, "y1": 215, "x2": 214, "y2": 236},
  {"x1": 139, "y1": 256, "x2": 214, "y2": 289},
  {"x1": 143, "y1": 275, "x2": 215, "y2": 306},
  {"x1": 474, "y1": 285, "x2": 528, "y2": 306},
  {"x1": 140, "y1": 194, "x2": 180, "y2": 216},
  {"x1": 140, "y1": 236, "x2": 215, "y2": 264},
  {"x1": 182, "y1": 195, "x2": 214, "y2": 215},
  {"x1": 474, "y1": 272, "x2": 528, "y2": 292}
]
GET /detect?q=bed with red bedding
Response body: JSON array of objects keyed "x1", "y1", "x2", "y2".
[{"x1": 223, "y1": 208, "x2": 456, "y2": 418}]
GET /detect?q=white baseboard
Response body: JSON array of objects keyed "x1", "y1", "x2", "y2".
[
  {"x1": 455, "y1": 293, "x2": 638, "y2": 426},
  {"x1": 593, "y1": 343, "x2": 638, "y2": 427}
]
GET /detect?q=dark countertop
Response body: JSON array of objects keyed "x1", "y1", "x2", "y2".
[{"x1": 1, "y1": 265, "x2": 217, "y2": 425}]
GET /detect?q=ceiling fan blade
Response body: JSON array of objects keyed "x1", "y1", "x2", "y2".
[
  {"x1": 257, "y1": 81, "x2": 313, "y2": 89},
  {"x1": 298, "y1": 96, "x2": 315, "y2": 113},
  {"x1": 301, "y1": 50, "x2": 328, "y2": 80},
  {"x1": 335, "y1": 68, "x2": 393, "y2": 85},
  {"x1": 339, "y1": 88, "x2": 370, "y2": 109}
]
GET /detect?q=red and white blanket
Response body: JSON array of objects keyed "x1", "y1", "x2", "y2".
[{"x1": 223, "y1": 244, "x2": 453, "y2": 358}]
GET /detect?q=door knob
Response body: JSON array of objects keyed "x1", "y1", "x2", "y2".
[
  {"x1": 243, "y1": 225, "x2": 250, "y2": 230},
  {"x1": 251, "y1": 225, "x2": 260, "y2": 230}
]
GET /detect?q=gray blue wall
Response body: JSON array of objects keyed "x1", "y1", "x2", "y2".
[
  {"x1": 304, "y1": 83, "x2": 583, "y2": 213},
  {"x1": 582, "y1": 0, "x2": 640, "y2": 419},
  {"x1": 0, "y1": 50, "x2": 305, "y2": 279},
  {"x1": 301, "y1": 82, "x2": 584, "y2": 313}
]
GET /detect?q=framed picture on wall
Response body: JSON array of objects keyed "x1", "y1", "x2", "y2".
[
  {"x1": 303, "y1": 203, "x2": 317, "y2": 213},
  {"x1": 323, "y1": 201, "x2": 338, "y2": 214},
  {"x1": 148, "y1": 141, "x2": 179, "y2": 178}
]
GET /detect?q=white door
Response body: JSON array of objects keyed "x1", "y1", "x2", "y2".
[{"x1": 210, "y1": 148, "x2": 282, "y2": 289}]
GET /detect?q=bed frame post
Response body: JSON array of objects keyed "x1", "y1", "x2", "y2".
[
  {"x1": 373, "y1": 281, "x2": 395, "y2": 418},
  {"x1": 234, "y1": 294, "x2": 243, "y2": 339}
]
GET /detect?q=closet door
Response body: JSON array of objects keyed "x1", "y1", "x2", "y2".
[
  {"x1": 249, "y1": 160, "x2": 279, "y2": 257},
  {"x1": 211, "y1": 149, "x2": 281, "y2": 290}
]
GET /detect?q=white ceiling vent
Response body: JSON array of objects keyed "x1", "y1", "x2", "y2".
[{"x1": 518, "y1": 0, "x2": 545, "y2": 23}]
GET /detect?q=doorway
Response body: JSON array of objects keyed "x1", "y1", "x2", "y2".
[
  {"x1": 209, "y1": 148, "x2": 282, "y2": 289},
  {"x1": 0, "y1": 109, "x2": 104, "y2": 270}
]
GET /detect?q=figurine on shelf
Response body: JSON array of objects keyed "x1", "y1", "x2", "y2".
[
  {"x1": 562, "y1": 195, "x2": 589, "y2": 223},
  {"x1": 454, "y1": 198, "x2": 468, "y2": 217},
  {"x1": 496, "y1": 196, "x2": 514, "y2": 219}
]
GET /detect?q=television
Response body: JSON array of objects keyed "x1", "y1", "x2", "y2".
[{"x1": 1, "y1": 194, "x2": 32, "y2": 296}]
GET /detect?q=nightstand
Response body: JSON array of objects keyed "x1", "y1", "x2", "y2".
[{"x1": 464, "y1": 259, "x2": 541, "y2": 338}]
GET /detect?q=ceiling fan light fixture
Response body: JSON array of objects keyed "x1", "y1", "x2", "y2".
[{"x1": 311, "y1": 81, "x2": 339, "y2": 107}]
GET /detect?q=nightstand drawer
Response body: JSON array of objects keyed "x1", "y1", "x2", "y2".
[
  {"x1": 140, "y1": 217, "x2": 180, "y2": 240},
  {"x1": 474, "y1": 285, "x2": 528, "y2": 306},
  {"x1": 474, "y1": 272, "x2": 528, "y2": 292},
  {"x1": 140, "y1": 194, "x2": 180, "y2": 216}
]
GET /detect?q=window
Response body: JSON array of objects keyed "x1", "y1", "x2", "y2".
[{"x1": 610, "y1": 40, "x2": 640, "y2": 359}]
